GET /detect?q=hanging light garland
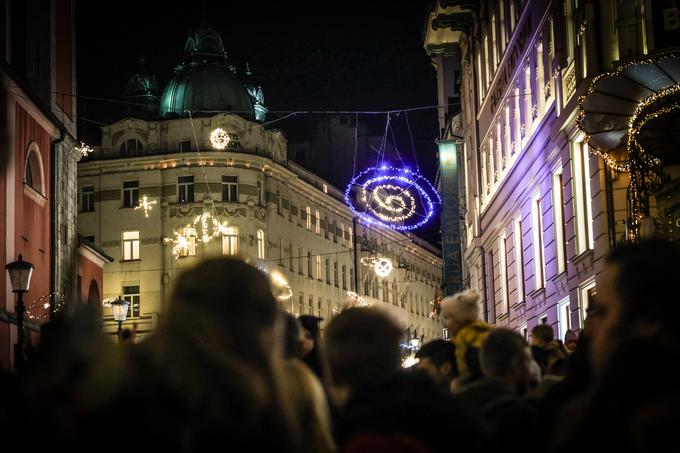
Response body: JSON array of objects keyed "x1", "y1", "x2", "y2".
[
  {"x1": 164, "y1": 209, "x2": 230, "y2": 259},
  {"x1": 25, "y1": 292, "x2": 65, "y2": 320},
  {"x1": 210, "y1": 127, "x2": 231, "y2": 150},
  {"x1": 428, "y1": 297, "x2": 443, "y2": 320},
  {"x1": 345, "y1": 166, "x2": 440, "y2": 231},
  {"x1": 135, "y1": 195, "x2": 157, "y2": 218},
  {"x1": 346, "y1": 291, "x2": 369, "y2": 307}
]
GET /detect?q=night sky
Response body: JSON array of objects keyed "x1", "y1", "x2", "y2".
[{"x1": 76, "y1": 0, "x2": 442, "y2": 244}]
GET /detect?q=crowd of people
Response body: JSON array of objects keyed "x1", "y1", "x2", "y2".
[{"x1": 1, "y1": 239, "x2": 679, "y2": 452}]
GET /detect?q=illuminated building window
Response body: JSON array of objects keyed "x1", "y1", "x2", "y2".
[
  {"x1": 477, "y1": 52, "x2": 485, "y2": 102},
  {"x1": 123, "y1": 285, "x2": 141, "y2": 318},
  {"x1": 513, "y1": 85, "x2": 521, "y2": 152},
  {"x1": 536, "y1": 41, "x2": 545, "y2": 116},
  {"x1": 524, "y1": 64, "x2": 533, "y2": 130},
  {"x1": 341, "y1": 224, "x2": 346, "y2": 246},
  {"x1": 257, "y1": 230, "x2": 265, "y2": 259},
  {"x1": 552, "y1": 168, "x2": 567, "y2": 274},
  {"x1": 531, "y1": 194, "x2": 546, "y2": 290},
  {"x1": 501, "y1": 0, "x2": 508, "y2": 49},
  {"x1": 557, "y1": 297, "x2": 571, "y2": 342},
  {"x1": 349, "y1": 268, "x2": 354, "y2": 291},
  {"x1": 578, "y1": 279, "x2": 597, "y2": 329},
  {"x1": 571, "y1": 140, "x2": 594, "y2": 254},
  {"x1": 122, "y1": 231, "x2": 140, "y2": 261},
  {"x1": 326, "y1": 257, "x2": 331, "y2": 284},
  {"x1": 484, "y1": 34, "x2": 491, "y2": 87},
  {"x1": 348, "y1": 227, "x2": 354, "y2": 249},
  {"x1": 492, "y1": 12, "x2": 498, "y2": 69},
  {"x1": 315, "y1": 210, "x2": 321, "y2": 235},
  {"x1": 496, "y1": 122, "x2": 503, "y2": 171},
  {"x1": 514, "y1": 216, "x2": 525, "y2": 303},
  {"x1": 306, "y1": 206, "x2": 312, "y2": 231},
  {"x1": 509, "y1": 0, "x2": 516, "y2": 32},
  {"x1": 222, "y1": 226, "x2": 239, "y2": 255},
  {"x1": 499, "y1": 234, "x2": 509, "y2": 315},
  {"x1": 316, "y1": 255, "x2": 322, "y2": 280}
]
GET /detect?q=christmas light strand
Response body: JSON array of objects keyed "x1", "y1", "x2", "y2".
[{"x1": 135, "y1": 195, "x2": 157, "y2": 217}]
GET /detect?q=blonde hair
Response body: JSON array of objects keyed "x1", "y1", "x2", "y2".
[{"x1": 281, "y1": 360, "x2": 337, "y2": 453}]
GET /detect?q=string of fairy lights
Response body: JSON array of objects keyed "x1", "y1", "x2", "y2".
[{"x1": 576, "y1": 52, "x2": 679, "y2": 241}]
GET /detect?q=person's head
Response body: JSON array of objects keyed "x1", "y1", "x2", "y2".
[
  {"x1": 166, "y1": 258, "x2": 279, "y2": 365},
  {"x1": 564, "y1": 329, "x2": 578, "y2": 352},
  {"x1": 298, "y1": 315, "x2": 322, "y2": 359},
  {"x1": 324, "y1": 307, "x2": 402, "y2": 408},
  {"x1": 440, "y1": 289, "x2": 481, "y2": 336},
  {"x1": 282, "y1": 312, "x2": 301, "y2": 359},
  {"x1": 593, "y1": 240, "x2": 680, "y2": 369},
  {"x1": 480, "y1": 328, "x2": 533, "y2": 394},
  {"x1": 531, "y1": 324, "x2": 554, "y2": 346},
  {"x1": 415, "y1": 340, "x2": 458, "y2": 387},
  {"x1": 281, "y1": 360, "x2": 336, "y2": 453}
]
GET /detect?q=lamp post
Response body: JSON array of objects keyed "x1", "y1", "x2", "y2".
[
  {"x1": 6, "y1": 255, "x2": 35, "y2": 374},
  {"x1": 110, "y1": 296, "x2": 129, "y2": 338}
]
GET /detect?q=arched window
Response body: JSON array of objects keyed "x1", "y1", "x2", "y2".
[
  {"x1": 119, "y1": 138, "x2": 143, "y2": 157},
  {"x1": 24, "y1": 142, "x2": 45, "y2": 195}
]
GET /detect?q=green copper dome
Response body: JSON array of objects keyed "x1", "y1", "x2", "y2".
[{"x1": 159, "y1": 26, "x2": 255, "y2": 120}]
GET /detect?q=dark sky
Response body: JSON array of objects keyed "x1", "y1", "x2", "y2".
[{"x1": 76, "y1": 0, "x2": 442, "y2": 244}]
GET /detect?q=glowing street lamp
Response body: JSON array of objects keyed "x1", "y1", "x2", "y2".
[
  {"x1": 6, "y1": 255, "x2": 34, "y2": 373},
  {"x1": 110, "y1": 296, "x2": 130, "y2": 337}
]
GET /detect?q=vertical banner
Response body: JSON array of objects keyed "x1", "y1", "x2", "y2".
[{"x1": 438, "y1": 140, "x2": 463, "y2": 296}]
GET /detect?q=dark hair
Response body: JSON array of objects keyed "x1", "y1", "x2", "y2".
[
  {"x1": 605, "y1": 240, "x2": 680, "y2": 339},
  {"x1": 298, "y1": 315, "x2": 326, "y2": 380},
  {"x1": 415, "y1": 340, "x2": 458, "y2": 376},
  {"x1": 480, "y1": 329, "x2": 528, "y2": 379},
  {"x1": 324, "y1": 308, "x2": 402, "y2": 389},
  {"x1": 282, "y1": 312, "x2": 301, "y2": 359},
  {"x1": 531, "y1": 324, "x2": 554, "y2": 343}
]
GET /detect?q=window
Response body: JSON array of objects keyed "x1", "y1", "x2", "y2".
[
  {"x1": 491, "y1": 12, "x2": 498, "y2": 69},
  {"x1": 222, "y1": 176, "x2": 238, "y2": 202},
  {"x1": 510, "y1": 0, "x2": 516, "y2": 31},
  {"x1": 179, "y1": 140, "x2": 192, "y2": 152},
  {"x1": 123, "y1": 285, "x2": 140, "y2": 318},
  {"x1": 276, "y1": 190, "x2": 282, "y2": 214},
  {"x1": 572, "y1": 141, "x2": 594, "y2": 254},
  {"x1": 257, "y1": 181, "x2": 263, "y2": 206},
  {"x1": 309, "y1": 296, "x2": 314, "y2": 315},
  {"x1": 557, "y1": 297, "x2": 571, "y2": 342},
  {"x1": 306, "y1": 206, "x2": 312, "y2": 231},
  {"x1": 383, "y1": 280, "x2": 389, "y2": 302},
  {"x1": 81, "y1": 185, "x2": 95, "y2": 212},
  {"x1": 325, "y1": 258, "x2": 330, "y2": 284},
  {"x1": 120, "y1": 138, "x2": 142, "y2": 157},
  {"x1": 316, "y1": 255, "x2": 322, "y2": 280},
  {"x1": 122, "y1": 231, "x2": 140, "y2": 261},
  {"x1": 25, "y1": 145, "x2": 44, "y2": 194},
  {"x1": 178, "y1": 176, "x2": 194, "y2": 203},
  {"x1": 348, "y1": 227, "x2": 353, "y2": 249},
  {"x1": 552, "y1": 169, "x2": 567, "y2": 274},
  {"x1": 342, "y1": 265, "x2": 347, "y2": 289},
  {"x1": 578, "y1": 279, "x2": 597, "y2": 329},
  {"x1": 308, "y1": 252, "x2": 313, "y2": 277},
  {"x1": 334, "y1": 261, "x2": 338, "y2": 287},
  {"x1": 484, "y1": 34, "x2": 491, "y2": 87},
  {"x1": 514, "y1": 216, "x2": 525, "y2": 303},
  {"x1": 289, "y1": 242, "x2": 294, "y2": 271},
  {"x1": 278, "y1": 239, "x2": 283, "y2": 265},
  {"x1": 350, "y1": 268, "x2": 355, "y2": 291},
  {"x1": 122, "y1": 181, "x2": 139, "y2": 208},
  {"x1": 532, "y1": 195, "x2": 546, "y2": 290},
  {"x1": 499, "y1": 234, "x2": 509, "y2": 314},
  {"x1": 222, "y1": 226, "x2": 239, "y2": 255},
  {"x1": 372, "y1": 279, "x2": 379, "y2": 299},
  {"x1": 318, "y1": 298, "x2": 323, "y2": 317},
  {"x1": 315, "y1": 210, "x2": 321, "y2": 235},
  {"x1": 257, "y1": 230, "x2": 265, "y2": 259},
  {"x1": 299, "y1": 247, "x2": 304, "y2": 275},
  {"x1": 298, "y1": 294, "x2": 304, "y2": 316}
]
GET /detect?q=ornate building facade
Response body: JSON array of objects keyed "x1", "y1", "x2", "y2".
[
  {"x1": 425, "y1": 0, "x2": 679, "y2": 340},
  {"x1": 78, "y1": 26, "x2": 443, "y2": 341}
]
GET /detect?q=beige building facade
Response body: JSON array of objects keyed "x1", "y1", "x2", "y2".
[{"x1": 78, "y1": 113, "x2": 443, "y2": 340}]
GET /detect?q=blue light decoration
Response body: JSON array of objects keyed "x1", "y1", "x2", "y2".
[{"x1": 345, "y1": 166, "x2": 441, "y2": 231}]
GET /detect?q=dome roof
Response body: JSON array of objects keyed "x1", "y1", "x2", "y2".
[{"x1": 159, "y1": 25, "x2": 255, "y2": 120}]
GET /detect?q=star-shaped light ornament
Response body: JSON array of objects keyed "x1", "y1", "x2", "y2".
[{"x1": 135, "y1": 196, "x2": 157, "y2": 218}]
